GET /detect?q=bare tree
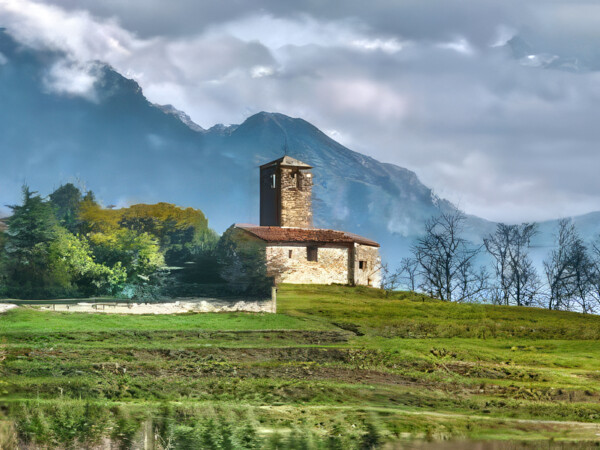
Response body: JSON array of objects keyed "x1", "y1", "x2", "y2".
[
  {"x1": 379, "y1": 258, "x2": 419, "y2": 297},
  {"x1": 412, "y1": 211, "x2": 484, "y2": 302},
  {"x1": 380, "y1": 262, "x2": 401, "y2": 297},
  {"x1": 398, "y1": 257, "x2": 419, "y2": 292},
  {"x1": 484, "y1": 223, "x2": 540, "y2": 306},
  {"x1": 569, "y1": 237, "x2": 595, "y2": 313},
  {"x1": 589, "y1": 237, "x2": 600, "y2": 312},
  {"x1": 544, "y1": 219, "x2": 595, "y2": 312},
  {"x1": 456, "y1": 263, "x2": 490, "y2": 303},
  {"x1": 484, "y1": 223, "x2": 513, "y2": 305},
  {"x1": 545, "y1": 219, "x2": 576, "y2": 311}
]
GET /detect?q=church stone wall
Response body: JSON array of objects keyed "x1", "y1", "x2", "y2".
[
  {"x1": 266, "y1": 244, "x2": 349, "y2": 285},
  {"x1": 352, "y1": 244, "x2": 382, "y2": 288},
  {"x1": 279, "y1": 167, "x2": 313, "y2": 227}
]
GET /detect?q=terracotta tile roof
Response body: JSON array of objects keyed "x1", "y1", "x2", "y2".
[{"x1": 235, "y1": 224, "x2": 379, "y2": 247}]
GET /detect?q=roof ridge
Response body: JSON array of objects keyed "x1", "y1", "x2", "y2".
[
  {"x1": 234, "y1": 224, "x2": 379, "y2": 247},
  {"x1": 259, "y1": 156, "x2": 312, "y2": 169}
]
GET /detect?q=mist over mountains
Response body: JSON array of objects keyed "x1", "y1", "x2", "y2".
[{"x1": 1, "y1": 30, "x2": 599, "y2": 267}]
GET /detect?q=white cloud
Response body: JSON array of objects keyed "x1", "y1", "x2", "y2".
[
  {"x1": 437, "y1": 37, "x2": 475, "y2": 55},
  {"x1": 352, "y1": 38, "x2": 403, "y2": 54},
  {"x1": 0, "y1": 0, "x2": 135, "y2": 61},
  {"x1": 519, "y1": 53, "x2": 558, "y2": 68},
  {"x1": 43, "y1": 59, "x2": 99, "y2": 100},
  {"x1": 211, "y1": 13, "x2": 366, "y2": 50},
  {"x1": 319, "y1": 79, "x2": 407, "y2": 121},
  {"x1": 251, "y1": 65, "x2": 275, "y2": 78}
]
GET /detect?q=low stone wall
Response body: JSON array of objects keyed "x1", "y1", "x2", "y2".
[
  {"x1": 0, "y1": 304, "x2": 17, "y2": 314},
  {"x1": 38, "y1": 298, "x2": 276, "y2": 314}
]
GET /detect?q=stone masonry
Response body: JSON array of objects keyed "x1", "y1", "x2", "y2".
[
  {"x1": 266, "y1": 244, "x2": 350, "y2": 284},
  {"x1": 260, "y1": 156, "x2": 313, "y2": 227},
  {"x1": 351, "y1": 243, "x2": 382, "y2": 288},
  {"x1": 279, "y1": 166, "x2": 313, "y2": 227}
]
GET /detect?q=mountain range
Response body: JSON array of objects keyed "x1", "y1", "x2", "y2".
[{"x1": 1, "y1": 30, "x2": 599, "y2": 268}]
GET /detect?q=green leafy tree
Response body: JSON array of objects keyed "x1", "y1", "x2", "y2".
[
  {"x1": 5, "y1": 186, "x2": 57, "y2": 259},
  {"x1": 81, "y1": 202, "x2": 218, "y2": 264},
  {"x1": 82, "y1": 190, "x2": 97, "y2": 206},
  {"x1": 217, "y1": 226, "x2": 274, "y2": 296},
  {"x1": 49, "y1": 183, "x2": 83, "y2": 233},
  {"x1": 79, "y1": 201, "x2": 221, "y2": 295},
  {"x1": 4, "y1": 186, "x2": 126, "y2": 298},
  {"x1": 87, "y1": 229, "x2": 164, "y2": 279},
  {"x1": 0, "y1": 228, "x2": 7, "y2": 296},
  {"x1": 49, "y1": 228, "x2": 126, "y2": 296},
  {"x1": 4, "y1": 185, "x2": 222, "y2": 299},
  {"x1": 4, "y1": 187, "x2": 59, "y2": 297}
]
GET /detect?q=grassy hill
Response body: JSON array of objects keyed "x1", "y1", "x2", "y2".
[{"x1": 1, "y1": 285, "x2": 600, "y2": 448}]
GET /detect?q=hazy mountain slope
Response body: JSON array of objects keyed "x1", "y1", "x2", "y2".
[
  {"x1": 0, "y1": 30, "x2": 465, "y2": 264},
  {"x1": 0, "y1": 30, "x2": 598, "y2": 269}
]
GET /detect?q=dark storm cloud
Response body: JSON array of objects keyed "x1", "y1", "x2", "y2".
[{"x1": 2, "y1": 0, "x2": 600, "y2": 222}]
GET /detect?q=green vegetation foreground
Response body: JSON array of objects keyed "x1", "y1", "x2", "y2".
[{"x1": 2, "y1": 285, "x2": 600, "y2": 448}]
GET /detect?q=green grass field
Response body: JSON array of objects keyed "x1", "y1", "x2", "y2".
[{"x1": 2, "y1": 285, "x2": 600, "y2": 448}]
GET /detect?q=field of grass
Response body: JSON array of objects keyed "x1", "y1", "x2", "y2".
[{"x1": 2, "y1": 284, "x2": 600, "y2": 448}]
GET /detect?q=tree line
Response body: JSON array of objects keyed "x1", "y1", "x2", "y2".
[
  {"x1": 384, "y1": 210, "x2": 600, "y2": 313},
  {"x1": 4, "y1": 184, "x2": 599, "y2": 310},
  {"x1": 0, "y1": 184, "x2": 221, "y2": 300}
]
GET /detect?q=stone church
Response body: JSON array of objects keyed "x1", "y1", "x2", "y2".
[{"x1": 231, "y1": 156, "x2": 381, "y2": 287}]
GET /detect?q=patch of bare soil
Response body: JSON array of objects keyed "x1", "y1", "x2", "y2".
[
  {"x1": 4, "y1": 329, "x2": 352, "y2": 345},
  {"x1": 396, "y1": 441, "x2": 598, "y2": 450},
  {"x1": 440, "y1": 361, "x2": 546, "y2": 381},
  {"x1": 487, "y1": 384, "x2": 600, "y2": 403}
]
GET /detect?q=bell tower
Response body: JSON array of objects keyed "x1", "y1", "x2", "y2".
[{"x1": 259, "y1": 156, "x2": 313, "y2": 227}]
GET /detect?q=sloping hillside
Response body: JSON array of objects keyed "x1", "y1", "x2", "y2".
[{"x1": 2, "y1": 285, "x2": 600, "y2": 447}]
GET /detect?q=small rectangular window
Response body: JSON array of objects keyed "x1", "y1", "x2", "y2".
[
  {"x1": 270, "y1": 174, "x2": 277, "y2": 188},
  {"x1": 288, "y1": 250, "x2": 293, "y2": 258},
  {"x1": 359, "y1": 261, "x2": 367, "y2": 270},
  {"x1": 307, "y1": 246, "x2": 318, "y2": 262}
]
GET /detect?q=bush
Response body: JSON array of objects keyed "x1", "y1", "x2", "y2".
[{"x1": 14, "y1": 402, "x2": 110, "y2": 448}]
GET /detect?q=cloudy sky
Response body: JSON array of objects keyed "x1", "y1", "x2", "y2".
[{"x1": 2, "y1": 0, "x2": 600, "y2": 223}]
